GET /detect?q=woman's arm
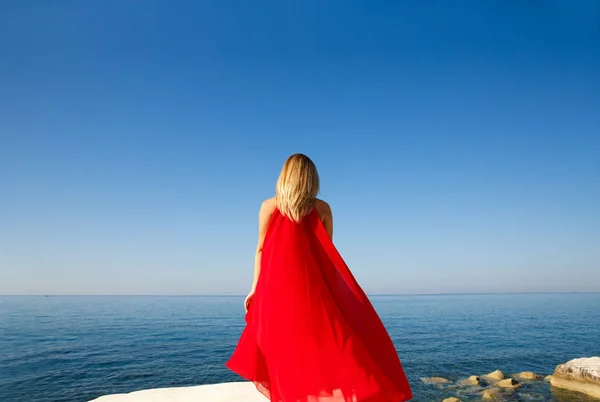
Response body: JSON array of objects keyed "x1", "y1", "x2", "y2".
[{"x1": 250, "y1": 198, "x2": 276, "y2": 291}]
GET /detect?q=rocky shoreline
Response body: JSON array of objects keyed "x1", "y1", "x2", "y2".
[
  {"x1": 421, "y1": 370, "x2": 549, "y2": 401},
  {"x1": 420, "y1": 357, "x2": 600, "y2": 401},
  {"x1": 551, "y1": 357, "x2": 600, "y2": 399},
  {"x1": 90, "y1": 357, "x2": 599, "y2": 401}
]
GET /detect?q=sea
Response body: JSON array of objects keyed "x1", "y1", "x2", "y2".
[{"x1": 1, "y1": 293, "x2": 599, "y2": 402}]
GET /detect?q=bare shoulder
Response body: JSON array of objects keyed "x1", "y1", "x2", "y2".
[
  {"x1": 259, "y1": 197, "x2": 277, "y2": 218},
  {"x1": 315, "y1": 199, "x2": 334, "y2": 239},
  {"x1": 262, "y1": 197, "x2": 277, "y2": 209},
  {"x1": 315, "y1": 199, "x2": 332, "y2": 220}
]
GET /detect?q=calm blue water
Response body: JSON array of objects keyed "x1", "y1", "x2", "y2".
[{"x1": 1, "y1": 294, "x2": 599, "y2": 402}]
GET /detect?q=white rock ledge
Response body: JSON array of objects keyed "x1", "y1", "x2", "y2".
[
  {"x1": 89, "y1": 381, "x2": 268, "y2": 402},
  {"x1": 551, "y1": 357, "x2": 600, "y2": 399}
]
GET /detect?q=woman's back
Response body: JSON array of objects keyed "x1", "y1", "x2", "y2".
[
  {"x1": 229, "y1": 201, "x2": 412, "y2": 402},
  {"x1": 259, "y1": 196, "x2": 333, "y2": 238}
]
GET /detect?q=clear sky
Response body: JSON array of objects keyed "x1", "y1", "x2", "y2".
[{"x1": 1, "y1": 1, "x2": 599, "y2": 295}]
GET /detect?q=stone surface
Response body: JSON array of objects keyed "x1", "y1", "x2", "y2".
[
  {"x1": 420, "y1": 376, "x2": 451, "y2": 384},
  {"x1": 458, "y1": 375, "x2": 481, "y2": 386},
  {"x1": 515, "y1": 371, "x2": 541, "y2": 380},
  {"x1": 442, "y1": 398, "x2": 461, "y2": 402},
  {"x1": 482, "y1": 388, "x2": 501, "y2": 400},
  {"x1": 496, "y1": 378, "x2": 521, "y2": 389},
  {"x1": 544, "y1": 375, "x2": 553, "y2": 382},
  {"x1": 483, "y1": 370, "x2": 505, "y2": 381},
  {"x1": 551, "y1": 357, "x2": 600, "y2": 399},
  {"x1": 89, "y1": 382, "x2": 268, "y2": 402}
]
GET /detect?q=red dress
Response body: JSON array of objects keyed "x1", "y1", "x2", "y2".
[{"x1": 226, "y1": 208, "x2": 413, "y2": 402}]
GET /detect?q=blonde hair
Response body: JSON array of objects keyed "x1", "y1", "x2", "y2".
[{"x1": 276, "y1": 153, "x2": 320, "y2": 222}]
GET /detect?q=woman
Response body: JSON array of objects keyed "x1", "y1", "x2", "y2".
[{"x1": 226, "y1": 154, "x2": 412, "y2": 402}]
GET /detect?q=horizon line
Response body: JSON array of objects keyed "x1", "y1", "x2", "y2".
[{"x1": 1, "y1": 291, "x2": 599, "y2": 297}]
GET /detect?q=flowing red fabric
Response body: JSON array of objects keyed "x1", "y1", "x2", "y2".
[{"x1": 226, "y1": 208, "x2": 413, "y2": 402}]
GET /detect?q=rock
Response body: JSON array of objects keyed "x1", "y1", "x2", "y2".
[
  {"x1": 458, "y1": 375, "x2": 481, "y2": 386},
  {"x1": 442, "y1": 398, "x2": 461, "y2": 402},
  {"x1": 496, "y1": 378, "x2": 521, "y2": 389},
  {"x1": 482, "y1": 388, "x2": 501, "y2": 400},
  {"x1": 551, "y1": 357, "x2": 600, "y2": 399},
  {"x1": 420, "y1": 376, "x2": 452, "y2": 385},
  {"x1": 544, "y1": 375, "x2": 553, "y2": 382},
  {"x1": 89, "y1": 382, "x2": 269, "y2": 401},
  {"x1": 515, "y1": 371, "x2": 541, "y2": 380},
  {"x1": 483, "y1": 370, "x2": 505, "y2": 381}
]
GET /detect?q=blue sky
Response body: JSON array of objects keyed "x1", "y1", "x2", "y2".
[{"x1": 1, "y1": 1, "x2": 599, "y2": 295}]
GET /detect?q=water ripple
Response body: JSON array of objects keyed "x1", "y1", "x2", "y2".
[{"x1": 0, "y1": 294, "x2": 599, "y2": 401}]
